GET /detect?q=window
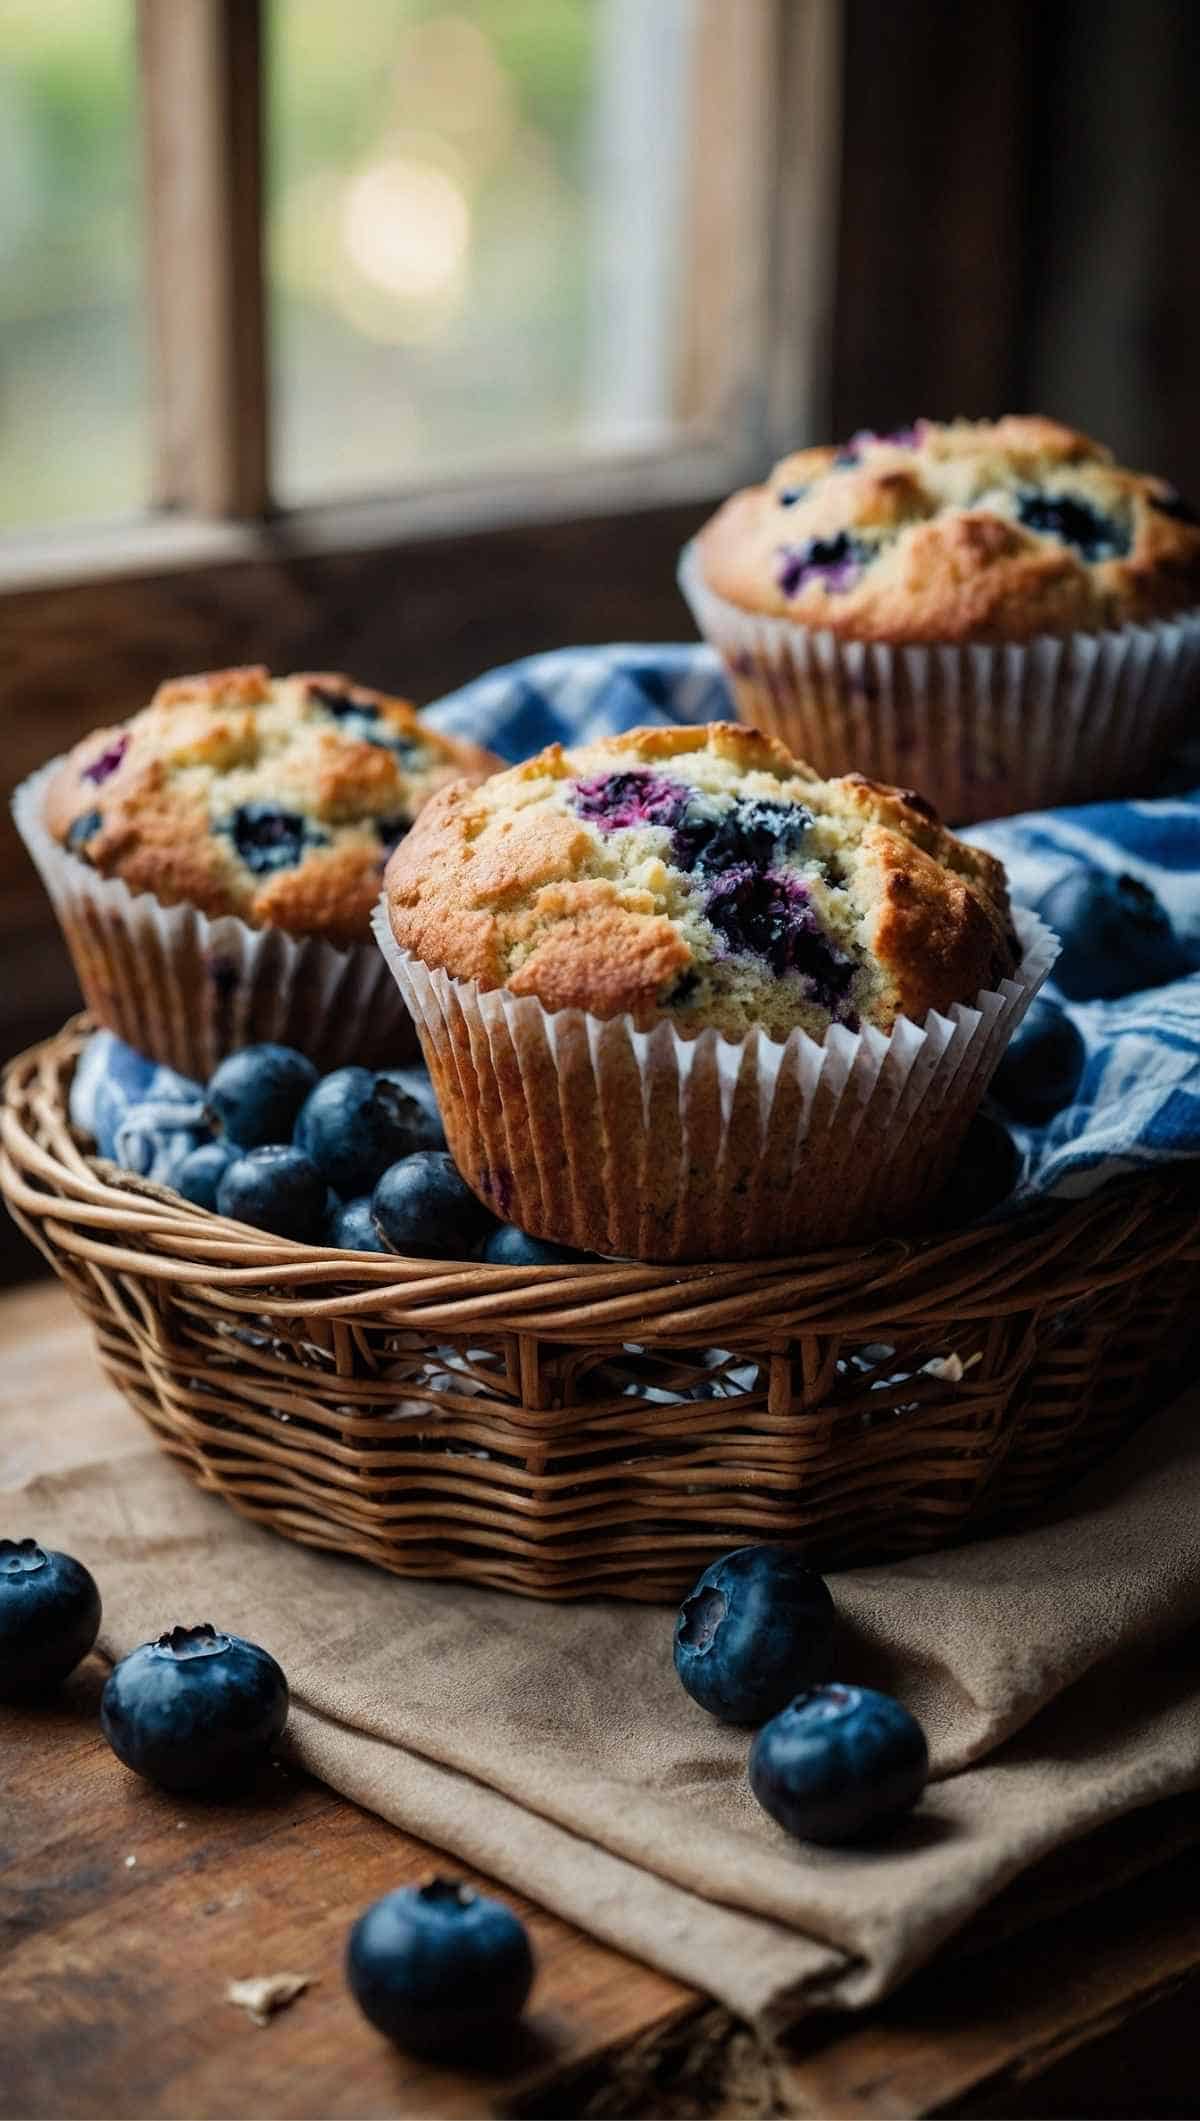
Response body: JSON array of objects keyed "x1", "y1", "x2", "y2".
[
  {"x1": 0, "y1": 0, "x2": 147, "y2": 531},
  {"x1": 1, "y1": 0, "x2": 830, "y2": 547},
  {"x1": 270, "y1": 0, "x2": 709, "y2": 501}
]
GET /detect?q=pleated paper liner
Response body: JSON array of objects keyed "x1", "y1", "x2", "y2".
[
  {"x1": 678, "y1": 539, "x2": 1200, "y2": 824},
  {"x1": 14, "y1": 761, "x2": 418, "y2": 1079},
  {"x1": 373, "y1": 900, "x2": 1057, "y2": 1263}
]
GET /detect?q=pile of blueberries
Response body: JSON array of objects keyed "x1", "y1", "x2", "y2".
[
  {"x1": 122, "y1": 1042, "x2": 580, "y2": 1264},
  {"x1": 4, "y1": 1529, "x2": 925, "y2": 2056}
]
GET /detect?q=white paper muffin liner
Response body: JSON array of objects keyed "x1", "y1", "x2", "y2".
[
  {"x1": 15, "y1": 761, "x2": 419, "y2": 1078},
  {"x1": 372, "y1": 900, "x2": 1057, "y2": 1261},
  {"x1": 678, "y1": 540, "x2": 1200, "y2": 823}
]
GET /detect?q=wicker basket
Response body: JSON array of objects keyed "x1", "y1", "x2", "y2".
[{"x1": 4, "y1": 1018, "x2": 1197, "y2": 1602}]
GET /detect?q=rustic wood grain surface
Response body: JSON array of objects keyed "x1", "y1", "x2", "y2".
[{"x1": 3, "y1": 1281, "x2": 1199, "y2": 2119}]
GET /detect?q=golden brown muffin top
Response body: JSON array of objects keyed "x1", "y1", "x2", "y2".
[
  {"x1": 695, "y1": 415, "x2": 1200, "y2": 642},
  {"x1": 384, "y1": 721, "x2": 1019, "y2": 1039},
  {"x1": 46, "y1": 666, "x2": 497, "y2": 947}
]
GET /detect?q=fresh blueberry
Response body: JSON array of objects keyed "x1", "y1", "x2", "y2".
[
  {"x1": 295, "y1": 1067, "x2": 438, "y2": 1194},
  {"x1": 333, "y1": 1197, "x2": 390, "y2": 1252},
  {"x1": 749, "y1": 1684, "x2": 929, "y2": 1844},
  {"x1": 933, "y1": 1112, "x2": 1021, "y2": 1224},
  {"x1": 100, "y1": 1623, "x2": 288, "y2": 1792},
  {"x1": 674, "y1": 1546, "x2": 835, "y2": 1726},
  {"x1": 776, "y1": 531, "x2": 870, "y2": 597},
  {"x1": 222, "y1": 802, "x2": 329, "y2": 876},
  {"x1": 175, "y1": 1138, "x2": 241, "y2": 1210},
  {"x1": 216, "y1": 1145, "x2": 328, "y2": 1242},
  {"x1": 65, "y1": 809, "x2": 104, "y2": 852},
  {"x1": 371, "y1": 1151, "x2": 494, "y2": 1258},
  {"x1": 1016, "y1": 489, "x2": 1130, "y2": 561},
  {"x1": 113, "y1": 1099, "x2": 208, "y2": 1187},
  {"x1": 991, "y1": 999, "x2": 1086, "y2": 1124},
  {"x1": 375, "y1": 815, "x2": 411, "y2": 852},
  {"x1": 483, "y1": 1224, "x2": 585, "y2": 1266},
  {"x1": 346, "y1": 1877, "x2": 534, "y2": 2056},
  {"x1": 1037, "y1": 870, "x2": 1191, "y2": 1000},
  {"x1": 205, "y1": 1044, "x2": 319, "y2": 1148},
  {"x1": 0, "y1": 1540, "x2": 101, "y2": 1697},
  {"x1": 376, "y1": 1067, "x2": 446, "y2": 1149}
]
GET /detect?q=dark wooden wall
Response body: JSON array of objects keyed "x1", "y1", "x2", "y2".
[{"x1": 835, "y1": 0, "x2": 1200, "y2": 493}]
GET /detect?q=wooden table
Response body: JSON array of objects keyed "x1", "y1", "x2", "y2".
[{"x1": 3, "y1": 1282, "x2": 1199, "y2": 2119}]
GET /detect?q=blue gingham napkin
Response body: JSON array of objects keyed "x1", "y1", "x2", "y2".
[{"x1": 424, "y1": 644, "x2": 1200, "y2": 1205}]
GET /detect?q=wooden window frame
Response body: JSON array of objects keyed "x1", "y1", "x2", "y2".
[{"x1": 1, "y1": 0, "x2": 841, "y2": 597}]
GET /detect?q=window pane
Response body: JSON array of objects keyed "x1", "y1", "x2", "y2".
[
  {"x1": 0, "y1": 0, "x2": 146, "y2": 533},
  {"x1": 268, "y1": 0, "x2": 697, "y2": 504}
]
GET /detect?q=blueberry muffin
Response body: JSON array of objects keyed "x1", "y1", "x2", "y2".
[
  {"x1": 680, "y1": 416, "x2": 1200, "y2": 822},
  {"x1": 378, "y1": 724, "x2": 1045, "y2": 1260},
  {"x1": 384, "y1": 723, "x2": 1018, "y2": 1039},
  {"x1": 45, "y1": 666, "x2": 496, "y2": 946},
  {"x1": 19, "y1": 667, "x2": 496, "y2": 1076}
]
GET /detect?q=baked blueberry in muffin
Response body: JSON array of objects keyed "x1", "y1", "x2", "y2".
[
  {"x1": 44, "y1": 667, "x2": 496, "y2": 947},
  {"x1": 383, "y1": 722, "x2": 1018, "y2": 1042},
  {"x1": 695, "y1": 416, "x2": 1200, "y2": 641}
]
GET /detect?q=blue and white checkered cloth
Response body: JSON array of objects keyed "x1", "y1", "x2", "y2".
[{"x1": 424, "y1": 643, "x2": 1200, "y2": 1206}]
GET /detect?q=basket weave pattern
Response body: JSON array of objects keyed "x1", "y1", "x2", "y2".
[{"x1": 3, "y1": 1020, "x2": 1197, "y2": 1601}]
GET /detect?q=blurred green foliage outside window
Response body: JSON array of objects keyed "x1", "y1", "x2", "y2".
[{"x1": 0, "y1": 0, "x2": 146, "y2": 533}]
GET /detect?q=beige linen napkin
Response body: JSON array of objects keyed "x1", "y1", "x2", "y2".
[{"x1": 5, "y1": 1350, "x2": 1199, "y2": 2036}]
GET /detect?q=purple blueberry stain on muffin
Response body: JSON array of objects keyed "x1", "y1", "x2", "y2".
[
  {"x1": 222, "y1": 803, "x2": 331, "y2": 876},
  {"x1": 82, "y1": 735, "x2": 129, "y2": 785},
  {"x1": 571, "y1": 771, "x2": 690, "y2": 833},
  {"x1": 776, "y1": 533, "x2": 870, "y2": 598},
  {"x1": 1016, "y1": 489, "x2": 1131, "y2": 562},
  {"x1": 308, "y1": 683, "x2": 420, "y2": 763},
  {"x1": 705, "y1": 867, "x2": 855, "y2": 1000},
  {"x1": 777, "y1": 485, "x2": 809, "y2": 507}
]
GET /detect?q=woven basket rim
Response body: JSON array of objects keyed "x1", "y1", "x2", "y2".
[{"x1": 3, "y1": 1016, "x2": 1196, "y2": 1342}]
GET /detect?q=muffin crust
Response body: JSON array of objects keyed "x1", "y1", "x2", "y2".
[
  {"x1": 697, "y1": 416, "x2": 1200, "y2": 642},
  {"x1": 384, "y1": 722, "x2": 1018, "y2": 1040},
  {"x1": 46, "y1": 667, "x2": 497, "y2": 946}
]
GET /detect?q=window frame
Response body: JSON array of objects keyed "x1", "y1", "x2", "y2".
[{"x1": 0, "y1": 0, "x2": 842, "y2": 595}]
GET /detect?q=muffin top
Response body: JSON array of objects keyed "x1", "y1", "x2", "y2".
[
  {"x1": 695, "y1": 415, "x2": 1200, "y2": 642},
  {"x1": 383, "y1": 722, "x2": 1019, "y2": 1041},
  {"x1": 45, "y1": 667, "x2": 496, "y2": 946}
]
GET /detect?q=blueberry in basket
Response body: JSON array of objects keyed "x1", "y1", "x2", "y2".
[
  {"x1": 295, "y1": 1067, "x2": 440, "y2": 1195},
  {"x1": 991, "y1": 998, "x2": 1086, "y2": 1124},
  {"x1": 175, "y1": 1138, "x2": 240, "y2": 1210},
  {"x1": 0, "y1": 1539, "x2": 101, "y2": 1697},
  {"x1": 925, "y1": 1112, "x2": 1021, "y2": 1230},
  {"x1": 216, "y1": 1145, "x2": 328, "y2": 1243},
  {"x1": 674, "y1": 1546, "x2": 836, "y2": 1725},
  {"x1": 204, "y1": 1044, "x2": 319, "y2": 1148},
  {"x1": 372, "y1": 1151, "x2": 495, "y2": 1258},
  {"x1": 376, "y1": 1066, "x2": 446, "y2": 1151},
  {"x1": 483, "y1": 1224, "x2": 586, "y2": 1267},
  {"x1": 346, "y1": 1877, "x2": 534, "y2": 2056},
  {"x1": 1037, "y1": 869, "x2": 1191, "y2": 1000},
  {"x1": 100, "y1": 1622, "x2": 288, "y2": 1792},
  {"x1": 749, "y1": 1684, "x2": 929, "y2": 1844},
  {"x1": 332, "y1": 1196, "x2": 389, "y2": 1253}
]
